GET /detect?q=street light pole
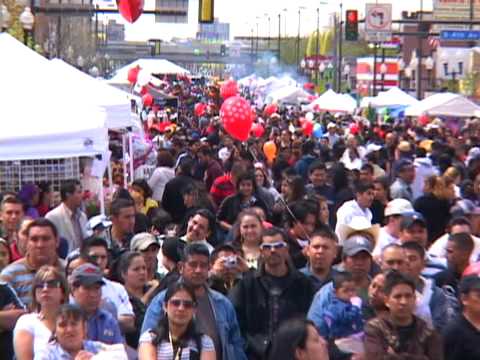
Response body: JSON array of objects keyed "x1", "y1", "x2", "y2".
[
  {"x1": 278, "y1": 13, "x2": 281, "y2": 61},
  {"x1": 315, "y1": 7, "x2": 320, "y2": 85},
  {"x1": 337, "y1": 1, "x2": 343, "y2": 92},
  {"x1": 296, "y1": 7, "x2": 301, "y2": 68}
]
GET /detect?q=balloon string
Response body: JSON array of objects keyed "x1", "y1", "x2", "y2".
[{"x1": 248, "y1": 145, "x2": 311, "y2": 243}]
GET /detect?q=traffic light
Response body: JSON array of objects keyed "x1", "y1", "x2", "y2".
[
  {"x1": 220, "y1": 44, "x2": 227, "y2": 56},
  {"x1": 199, "y1": 0, "x2": 214, "y2": 24},
  {"x1": 345, "y1": 10, "x2": 358, "y2": 41}
]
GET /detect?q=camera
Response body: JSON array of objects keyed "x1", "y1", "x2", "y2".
[{"x1": 224, "y1": 255, "x2": 237, "y2": 269}]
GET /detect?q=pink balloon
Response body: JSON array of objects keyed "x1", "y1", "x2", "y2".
[{"x1": 220, "y1": 96, "x2": 254, "y2": 141}]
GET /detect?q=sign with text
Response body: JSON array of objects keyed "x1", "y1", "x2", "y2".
[
  {"x1": 365, "y1": 3, "x2": 392, "y2": 42},
  {"x1": 441, "y1": 30, "x2": 480, "y2": 40}
]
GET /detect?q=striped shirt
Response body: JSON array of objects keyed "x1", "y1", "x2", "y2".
[
  {"x1": 139, "y1": 330, "x2": 215, "y2": 360},
  {"x1": 0, "y1": 258, "x2": 64, "y2": 307}
]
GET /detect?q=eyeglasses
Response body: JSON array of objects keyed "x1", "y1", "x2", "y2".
[
  {"x1": 35, "y1": 279, "x2": 62, "y2": 290},
  {"x1": 169, "y1": 299, "x2": 196, "y2": 309},
  {"x1": 260, "y1": 241, "x2": 287, "y2": 251}
]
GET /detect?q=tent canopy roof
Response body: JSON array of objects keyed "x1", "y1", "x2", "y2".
[
  {"x1": 109, "y1": 58, "x2": 190, "y2": 84},
  {"x1": 0, "y1": 33, "x2": 108, "y2": 160},
  {"x1": 370, "y1": 87, "x2": 419, "y2": 108},
  {"x1": 404, "y1": 92, "x2": 467, "y2": 117}
]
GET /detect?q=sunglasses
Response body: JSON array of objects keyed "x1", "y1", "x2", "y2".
[
  {"x1": 35, "y1": 279, "x2": 62, "y2": 290},
  {"x1": 260, "y1": 241, "x2": 287, "y2": 251},
  {"x1": 169, "y1": 299, "x2": 196, "y2": 309}
]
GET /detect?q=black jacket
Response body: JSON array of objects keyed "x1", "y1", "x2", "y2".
[
  {"x1": 162, "y1": 175, "x2": 196, "y2": 223},
  {"x1": 217, "y1": 193, "x2": 269, "y2": 225},
  {"x1": 229, "y1": 265, "x2": 314, "y2": 360}
]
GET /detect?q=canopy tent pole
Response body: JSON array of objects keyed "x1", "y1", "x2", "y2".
[
  {"x1": 99, "y1": 177, "x2": 106, "y2": 215},
  {"x1": 122, "y1": 133, "x2": 128, "y2": 188},
  {"x1": 128, "y1": 132, "x2": 134, "y2": 183}
]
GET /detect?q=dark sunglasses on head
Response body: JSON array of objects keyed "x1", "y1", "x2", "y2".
[
  {"x1": 35, "y1": 279, "x2": 62, "y2": 290},
  {"x1": 260, "y1": 241, "x2": 287, "y2": 251},
  {"x1": 169, "y1": 299, "x2": 196, "y2": 309}
]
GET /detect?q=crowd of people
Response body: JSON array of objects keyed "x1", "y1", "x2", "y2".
[{"x1": 2, "y1": 78, "x2": 480, "y2": 360}]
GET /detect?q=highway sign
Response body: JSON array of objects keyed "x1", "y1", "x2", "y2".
[
  {"x1": 365, "y1": 3, "x2": 392, "y2": 42},
  {"x1": 440, "y1": 30, "x2": 480, "y2": 41}
]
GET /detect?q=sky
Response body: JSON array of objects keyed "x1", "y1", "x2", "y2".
[{"x1": 101, "y1": 0, "x2": 434, "y2": 41}]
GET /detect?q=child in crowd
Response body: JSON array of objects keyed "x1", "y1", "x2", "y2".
[{"x1": 318, "y1": 271, "x2": 364, "y2": 340}]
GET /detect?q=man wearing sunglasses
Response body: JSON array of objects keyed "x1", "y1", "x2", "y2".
[
  {"x1": 142, "y1": 242, "x2": 247, "y2": 360},
  {"x1": 229, "y1": 227, "x2": 315, "y2": 360}
]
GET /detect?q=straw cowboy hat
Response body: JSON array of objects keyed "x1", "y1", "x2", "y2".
[{"x1": 336, "y1": 216, "x2": 380, "y2": 245}]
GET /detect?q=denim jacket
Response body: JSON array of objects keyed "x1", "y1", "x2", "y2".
[{"x1": 141, "y1": 286, "x2": 247, "y2": 360}]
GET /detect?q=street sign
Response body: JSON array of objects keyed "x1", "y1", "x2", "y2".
[
  {"x1": 365, "y1": 3, "x2": 392, "y2": 42},
  {"x1": 441, "y1": 30, "x2": 480, "y2": 41}
]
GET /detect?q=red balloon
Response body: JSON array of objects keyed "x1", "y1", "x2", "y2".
[
  {"x1": 117, "y1": 0, "x2": 144, "y2": 23},
  {"x1": 220, "y1": 96, "x2": 254, "y2": 141},
  {"x1": 194, "y1": 103, "x2": 207, "y2": 117},
  {"x1": 127, "y1": 66, "x2": 140, "y2": 84},
  {"x1": 418, "y1": 114, "x2": 430, "y2": 126},
  {"x1": 349, "y1": 123, "x2": 359, "y2": 135},
  {"x1": 251, "y1": 123, "x2": 265, "y2": 138},
  {"x1": 302, "y1": 120, "x2": 314, "y2": 136},
  {"x1": 303, "y1": 82, "x2": 315, "y2": 90},
  {"x1": 139, "y1": 86, "x2": 148, "y2": 96},
  {"x1": 220, "y1": 80, "x2": 238, "y2": 100},
  {"x1": 299, "y1": 117, "x2": 307, "y2": 126},
  {"x1": 142, "y1": 93, "x2": 153, "y2": 107},
  {"x1": 264, "y1": 104, "x2": 278, "y2": 117},
  {"x1": 463, "y1": 262, "x2": 480, "y2": 277}
]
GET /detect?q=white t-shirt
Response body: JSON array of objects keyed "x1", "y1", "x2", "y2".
[
  {"x1": 139, "y1": 330, "x2": 215, "y2": 360},
  {"x1": 373, "y1": 227, "x2": 400, "y2": 257},
  {"x1": 335, "y1": 200, "x2": 373, "y2": 245},
  {"x1": 102, "y1": 278, "x2": 134, "y2": 317},
  {"x1": 14, "y1": 313, "x2": 52, "y2": 356}
]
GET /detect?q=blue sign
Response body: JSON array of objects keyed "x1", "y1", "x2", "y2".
[{"x1": 440, "y1": 30, "x2": 480, "y2": 41}]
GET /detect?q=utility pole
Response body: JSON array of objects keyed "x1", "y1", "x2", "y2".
[
  {"x1": 278, "y1": 13, "x2": 281, "y2": 61},
  {"x1": 372, "y1": 43, "x2": 378, "y2": 96},
  {"x1": 296, "y1": 7, "x2": 301, "y2": 67},
  {"x1": 315, "y1": 7, "x2": 320, "y2": 85},
  {"x1": 337, "y1": 1, "x2": 343, "y2": 92}
]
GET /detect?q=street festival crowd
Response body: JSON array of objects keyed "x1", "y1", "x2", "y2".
[{"x1": 3, "y1": 75, "x2": 480, "y2": 360}]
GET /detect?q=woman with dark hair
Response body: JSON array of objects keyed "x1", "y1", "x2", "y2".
[
  {"x1": 118, "y1": 251, "x2": 152, "y2": 348},
  {"x1": 254, "y1": 162, "x2": 280, "y2": 202},
  {"x1": 138, "y1": 282, "x2": 216, "y2": 360},
  {"x1": 130, "y1": 179, "x2": 159, "y2": 215},
  {"x1": 36, "y1": 304, "x2": 127, "y2": 359},
  {"x1": 272, "y1": 174, "x2": 306, "y2": 226},
  {"x1": 217, "y1": 171, "x2": 268, "y2": 231},
  {"x1": 268, "y1": 318, "x2": 329, "y2": 360},
  {"x1": 36, "y1": 181, "x2": 52, "y2": 217},
  {"x1": 331, "y1": 163, "x2": 354, "y2": 213},
  {"x1": 149, "y1": 149, "x2": 176, "y2": 202}
]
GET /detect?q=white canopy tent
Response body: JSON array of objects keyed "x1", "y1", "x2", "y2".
[
  {"x1": 307, "y1": 89, "x2": 357, "y2": 113},
  {"x1": 0, "y1": 33, "x2": 108, "y2": 161},
  {"x1": 238, "y1": 74, "x2": 263, "y2": 88},
  {"x1": 108, "y1": 58, "x2": 190, "y2": 84},
  {"x1": 266, "y1": 86, "x2": 310, "y2": 105},
  {"x1": 404, "y1": 92, "x2": 468, "y2": 117},
  {"x1": 370, "y1": 87, "x2": 419, "y2": 108},
  {"x1": 50, "y1": 59, "x2": 136, "y2": 130}
]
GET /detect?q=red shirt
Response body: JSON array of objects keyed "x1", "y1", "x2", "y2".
[{"x1": 210, "y1": 173, "x2": 235, "y2": 206}]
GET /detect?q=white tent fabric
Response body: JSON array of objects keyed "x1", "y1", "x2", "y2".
[
  {"x1": 109, "y1": 59, "x2": 190, "y2": 84},
  {"x1": 307, "y1": 89, "x2": 357, "y2": 113},
  {"x1": 266, "y1": 86, "x2": 310, "y2": 104},
  {"x1": 0, "y1": 33, "x2": 108, "y2": 161},
  {"x1": 428, "y1": 96, "x2": 480, "y2": 117},
  {"x1": 404, "y1": 93, "x2": 461, "y2": 117},
  {"x1": 370, "y1": 87, "x2": 419, "y2": 108},
  {"x1": 257, "y1": 76, "x2": 299, "y2": 95},
  {"x1": 50, "y1": 59, "x2": 135, "y2": 129},
  {"x1": 238, "y1": 74, "x2": 263, "y2": 87}
]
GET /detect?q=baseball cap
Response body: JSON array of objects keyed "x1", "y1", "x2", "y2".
[
  {"x1": 87, "y1": 215, "x2": 112, "y2": 232},
  {"x1": 130, "y1": 233, "x2": 160, "y2": 252},
  {"x1": 400, "y1": 212, "x2": 426, "y2": 230},
  {"x1": 162, "y1": 237, "x2": 186, "y2": 263},
  {"x1": 395, "y1": 159, "x2": 414, "y2": 173},
  {"x1": 384, "y1": 199, "x2": 414, "y2": 217},
  {"x1": 459, "y1": 275, "x2": 480, "y2": 294},
  {"x1": 343, "y1": 234, "x2": 374, "y2": 257},
  {"x1": 327, "y1": 123, "x2": 336, "y2": 129},
  {"x1": 450, "y1": 199, "x2": 480, "y2": 217},
  {"x1": 71, "y1": 264, "x2": 105, "y2": 286},
  {"x1": 366, "y1": 143, "x2": 382, "y2": 154}
]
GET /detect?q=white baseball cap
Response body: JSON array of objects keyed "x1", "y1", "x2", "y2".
[{"x1": 384, "y1": 198, "x2": 414, "y2": 217}]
